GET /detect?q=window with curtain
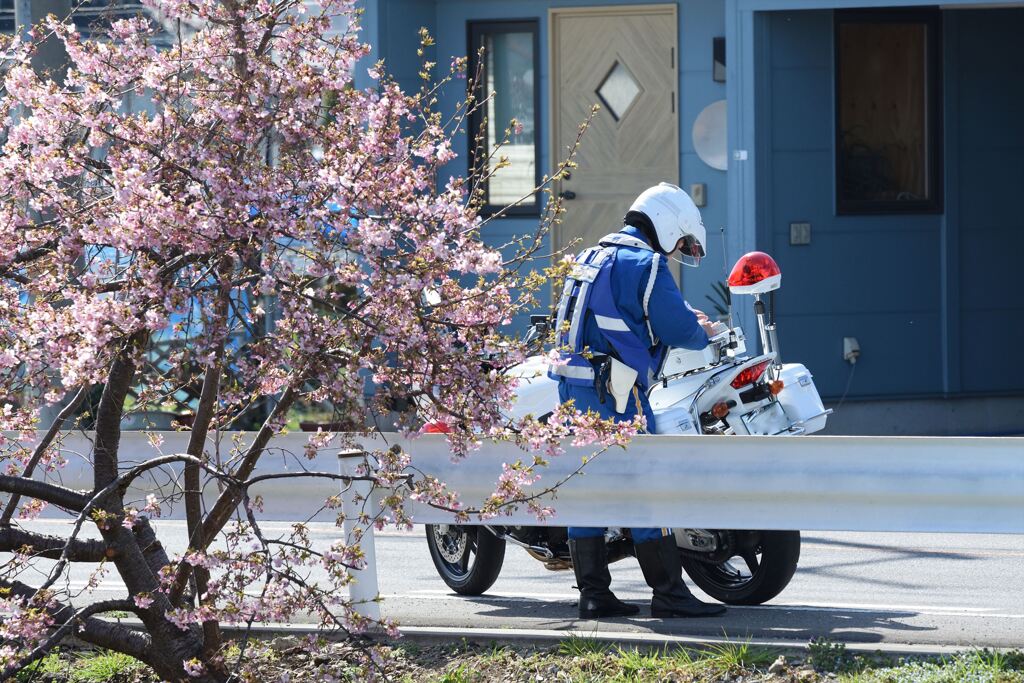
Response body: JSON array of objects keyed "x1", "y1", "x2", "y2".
[
  {"x1": 835, "y1": 10, "x2": 942, "y2": 214},
  {"x1": 468, "y1": 20, "x2": 540, "y2": 215}
]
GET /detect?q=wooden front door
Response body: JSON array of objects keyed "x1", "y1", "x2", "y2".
[{"x1": 550, "y1": 4, "x2": 679, "y2": 257}]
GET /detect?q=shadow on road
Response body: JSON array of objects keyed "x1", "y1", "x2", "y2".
[
  {"x1": 450, "y1": 595, "x2": 936, "y2": 644},
  {"x1": 802, "y1": 535, "x2": 980, "y2": 561}
]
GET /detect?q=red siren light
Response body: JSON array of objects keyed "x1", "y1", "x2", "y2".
[{"x1": 727, "y1": 251, "x2": 782, "y2": 295}]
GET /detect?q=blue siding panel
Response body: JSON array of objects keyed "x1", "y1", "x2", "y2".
[
  {"x1": 770, "y1": 230, "x2": 941, "y2": 315},
  {"x1": 769, "y1": 150, "x2": 834, "y2": 227},
  {"x1": 761, "y1": 10, "x2": 944, "y2": 399},
  {"x1": 954, "y1": 8, "x2": 1024, "y2": 394},
  {"x1": 958, "y1": 146, "x2": 1024, "y2": 225},
  {"x1": 769, "y1": 67, "x2": 832, "y2": 151},
  {"x1": 960, "y1": 312, "x2": 1024, "y2": 393},
  {"x1": 768, "y1": 10, "x2": 832, "y2": 68},
  {"x1": 959, "y1": 228, "x2": 1022, "y2": 304},
  {"x1": 777, "y1": 311, "x2": 944, "y2": 397}
]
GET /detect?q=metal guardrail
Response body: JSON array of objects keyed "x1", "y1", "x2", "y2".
[
  {"x1": 12, "y1": 431, "x2": 1024, "y2": 620},
  {"x1": 350, "y1": 433, "x2": 1024, "y2": 534},
  {"x1": 340, "y1": 432, "x2": 1023, "y2": 619}
]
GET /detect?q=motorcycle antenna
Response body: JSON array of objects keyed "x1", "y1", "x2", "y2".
[{"x1": 720, "y1": 227, "x2": 734, "y2": 330}]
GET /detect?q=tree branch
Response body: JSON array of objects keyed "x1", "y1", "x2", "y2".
[
  {"x1": 1, "y1": 385, "x2": 90, "y2": 525},
  {"x1": 35, "y1": 453, "x2": 228, "y2": 597},
  {"x1": 0, "y1": 527, "x2": 108, "y2": 561},
  {"x1": 184, "y1": 258, "x2": 231, "y2": 656},
  {"x1": 0, "y1": 476, "x2": 89, "y2": 511},
  {"x1": 169, "y1": 384, "x2": 298, "y2": 604},
  {"x1": 93, "y1": 332, "x2": 147, "y2": 491},
  {"x1": 0, "y1": 580, "x2": 151, "y2": 677}
]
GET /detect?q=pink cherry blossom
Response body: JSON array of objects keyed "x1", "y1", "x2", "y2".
[{"x1": 0, "y1": 1, "x2": 613, "y2": 680}]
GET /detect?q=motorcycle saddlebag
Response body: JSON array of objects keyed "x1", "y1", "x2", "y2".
[{"x1": 777, "y1": 363, "x2": 828, "y2": 434}]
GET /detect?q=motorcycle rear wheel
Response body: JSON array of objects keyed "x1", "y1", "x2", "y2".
[
  {"x1": 425, "y1": 524, "x2": 506, "y2": 595},
  {"x1": 680, "y1": 530, "x2": 800, "y2": 605}
]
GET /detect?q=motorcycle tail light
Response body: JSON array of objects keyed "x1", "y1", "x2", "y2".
[
  {"x1": 730, "y1": 360, "x2": 771, "y2": 389},
  {"x1": 711, "y1": 401, "x2": 731, "y2": 419},
  {"x1": 422, "y1": 421, "x2": 451, "y2": 434},
  {"x1": 769, "y1": 379, "x2": 785, "y2": 396}
]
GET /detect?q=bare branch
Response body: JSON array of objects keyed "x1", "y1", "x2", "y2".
[
  {"x1": 165, "y1": 385, "x2": 298, "y2": 607},
  {"x1": 1, "y1": 385, "x2": 90, "y2": 525},
  {"x1": 0, "y1": 476, "x2": 89, "y2": 511},
  {"x1": 35, "y1": 453, "x2": 229, "y2": 597},
  {"x1": 94, "y1": 332, "x2": 148, "y2": 490},
  {"x1": 0, "y1": 527, "x2": 107, "y2": 561},
  {"x1": 0, "y1": 583, "x2": 145, "y2": 681}
]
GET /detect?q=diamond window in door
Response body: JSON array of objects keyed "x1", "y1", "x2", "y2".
[{"x1": 596, "y1": 60, "x2": 642, "y2": 121}]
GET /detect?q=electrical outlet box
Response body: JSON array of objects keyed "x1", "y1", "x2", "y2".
[
  {"x1": 843, "y1": 336, "x2": 860, "y2": 364},
  {"x1": 690, "y1": 183, "x2": 706, "y2": 207},
  {"x1": 790, "y1": 222, "x2": 811, "y2": 246}
]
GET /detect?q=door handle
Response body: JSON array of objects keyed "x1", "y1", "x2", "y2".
[{"x1": 559, "y1": 191, "x2": 577, "y2": 200}]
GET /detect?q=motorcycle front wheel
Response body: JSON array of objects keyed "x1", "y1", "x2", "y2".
[
  {"x1": 425, "y1": 524, "x2": 506, "y2": 595},
  {"x1": 680, "y1": 530, "x2": 800, "y2": 605}
]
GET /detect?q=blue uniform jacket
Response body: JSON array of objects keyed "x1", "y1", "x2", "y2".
[{"x1": 558, "y1": 225, "x2": 709, "y2": 428}]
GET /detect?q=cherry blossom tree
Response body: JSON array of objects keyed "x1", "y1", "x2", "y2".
[{"x1": 0, "y1": 1, "x2": 642, "y2": 680}]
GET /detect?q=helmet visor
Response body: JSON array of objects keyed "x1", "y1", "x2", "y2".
[{"x1": 672, "y1": 234, "x2": 705, "y2": 267}]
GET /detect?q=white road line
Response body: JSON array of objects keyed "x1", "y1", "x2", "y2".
[
  {"x1": 40, "y1": 581, "x2": 1024, "y2": 620},
  {"x1": 381, "y1": 591, "x2": 1024, "y2": 619}
]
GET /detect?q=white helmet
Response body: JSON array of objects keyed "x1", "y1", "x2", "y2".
[{"x1": 628, "y1": 182, "x2": 707, "y2": 267}]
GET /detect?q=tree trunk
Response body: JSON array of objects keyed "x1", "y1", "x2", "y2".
[{"x1": 90, "y1": 334, "x2": 218, "y2": 681}]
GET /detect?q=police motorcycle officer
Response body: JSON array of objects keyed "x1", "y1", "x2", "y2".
[{"x1": 548, "y1": 183, "x2": 727, "y2": 619}]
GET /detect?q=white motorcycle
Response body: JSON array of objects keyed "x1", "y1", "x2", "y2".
[{"x1": 426, "y1": 251, "x2": 830, "y2": 605}]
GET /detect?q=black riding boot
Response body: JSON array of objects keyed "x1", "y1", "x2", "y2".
[
  {"x1": 569, "y1": 537, "x2": 640, "y2": 619},
  {"x1": 634, "y1": 535, "x2": 727, "y2": 618}
]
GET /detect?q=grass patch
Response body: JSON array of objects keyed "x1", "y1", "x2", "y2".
[
  {"x1": 71, "y1": 652, "x2": 147, "y2": 683},
  {"x1": 435, "y1": 664, "x2": 475, "y2": 683},
  {"x1": 558, "y1": 635, "x2": 610, "y2": 657},
  {"x1": 809, "y1": 637, "x2": 863, "y2": 673},
  {"x1": 411, "y1": 641, "x2": 1024, "y2": 683},
  {"x1": 15, "y1": 640, "x2": 1024, "y2": 683},
  {"x1": 15, "y1": 650, "x2": 148, "y2": 683},
  {"x1": 841, "y1": 650, "x2": 1024, "y2": 683},
  {"x1": 16, "y1": 651, "x2": 68, "y2": 682},
  {"x1": 700, "y1": 638, "x2": 780, "y2": 674},
  {"x1": 612, "y1": 646, "x2": 663, "y2": 679}
]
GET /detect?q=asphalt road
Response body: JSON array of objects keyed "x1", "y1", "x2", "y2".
[
  {"x1": 14, "y1": 520, "x2": 1024, "y2": 650},
  {"x1": 375, "y1": 528, "x2": 1024, "y2": 650}
]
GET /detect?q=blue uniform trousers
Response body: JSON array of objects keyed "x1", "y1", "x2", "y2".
[{"x1": 559, "y1": 381, "x2": 666, "y2": 543}]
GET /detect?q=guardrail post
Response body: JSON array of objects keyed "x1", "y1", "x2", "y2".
[{"x1": 338, "y1": 450, "x2": 381, "y2": 622}]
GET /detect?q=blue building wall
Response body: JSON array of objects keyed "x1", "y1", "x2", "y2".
[
  {"x1": 757, "y1": 8, "x2": 1024, "y2": 399},
  {"x1": 360, "y1": 0, "x2": 1024, "y2": 401},
  {"x1": 359, "y1": 0, "x2": 729, "y2": 329},
  {"x1": 950, "y1": 9, "x2": 1024, "y2": 395}
]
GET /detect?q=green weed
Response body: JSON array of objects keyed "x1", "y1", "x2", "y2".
[
  {"x1": 612, "y1": 646, "x2": 661, "y2": 679},
  {"x1": 16, "y1": 651, "x2": 67, "y2": 682},
  {"x1": 809, "y1": 637, "x2": 862, "y2": 674},
  {"x1": 558, "y1": 635, "x2": 609, "y2": 657},
  {"x1": 71, "y1": 651, "x2": 146, "y2": 683},
  {"x1": 667, "y1": 646, "x2": 697, "y2": 668},
  {"x1": 700, "y1": 638, "x2": 779, "y2": 673},
  {"x1": 436, "y1": 663, "x2": 475, "y2": 683}
]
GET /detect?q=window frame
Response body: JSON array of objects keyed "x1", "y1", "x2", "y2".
[
  {"x1": 467, "y1": 19, "x2": 542, "y2": 217},
  {"x1": 833, "y1": 8, "x2": 944, "y2": 215}
]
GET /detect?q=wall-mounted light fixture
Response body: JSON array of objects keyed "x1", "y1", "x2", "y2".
[{"x1": 713, "y1": 37, "x2": 726, "y2": 83}]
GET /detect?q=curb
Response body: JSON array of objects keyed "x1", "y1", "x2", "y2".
[
  {"x1": 203, "y1": 622, "x2": 987, "y2": 657},
  {"x1": 395, "y1": 626, "x2": 980, "y2": 657}
]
